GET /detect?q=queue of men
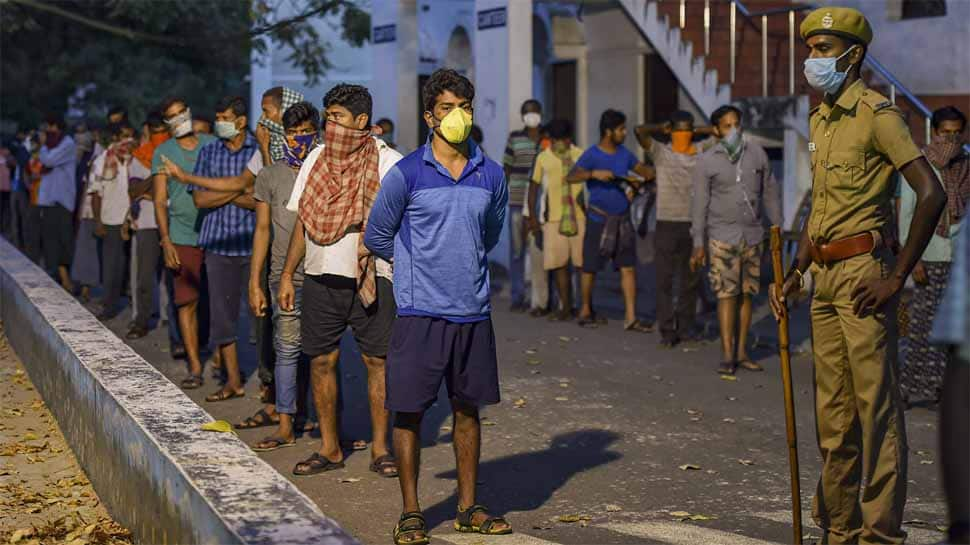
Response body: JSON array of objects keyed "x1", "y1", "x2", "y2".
[{"x1": 2, "y1": 5, "x2": 968, "y2": 543}]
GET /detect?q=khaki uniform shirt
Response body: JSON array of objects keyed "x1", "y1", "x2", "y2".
[{"x1": 807, "y1": 79, "x2": 922, "y2": 243}]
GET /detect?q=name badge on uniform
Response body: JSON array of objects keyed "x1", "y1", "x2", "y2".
[{"x1": 808, "y1": 142, "x2": 817, "y2": 152}]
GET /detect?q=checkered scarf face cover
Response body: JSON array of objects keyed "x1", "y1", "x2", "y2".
[
  {"x1": 259, "y1": 87, "x2": 304, "y2": 163},
  {"x1": 299, "y1": 121, "x2": 381, "y2": 306}
]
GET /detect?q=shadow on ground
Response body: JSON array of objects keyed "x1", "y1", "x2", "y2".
[{"x1": 421, "y1": 429, "x2": 623, "y2": 529}]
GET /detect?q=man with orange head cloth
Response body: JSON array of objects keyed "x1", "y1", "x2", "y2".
[{"x1": 635, "y1": 111, "x2": 716, "y2": 347}]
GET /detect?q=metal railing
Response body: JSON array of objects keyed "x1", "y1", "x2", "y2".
[{"x1": 674, "y1": 0, "x2": 938, "y2": 142}]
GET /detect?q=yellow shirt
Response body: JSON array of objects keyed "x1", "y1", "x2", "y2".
[
  {"x1": 531, "y1": 145, "x2": 585, "y2": 224},
  {"x1": 807, "y1": 79, "x2": 923, "y2": 243}
]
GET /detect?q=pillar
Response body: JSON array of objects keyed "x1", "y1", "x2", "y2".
[
  {"x1": 371, "y1": 0, "x2": 419, "y2": 152},
  {"x1": 473, "y1": 0, "x2": 533, "y2": 274}
]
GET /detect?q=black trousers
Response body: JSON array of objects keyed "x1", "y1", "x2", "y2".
[
  {"x1": 134, "y1": 229, "x2": 161, "y2": 329},
  {"x1": 101, "y1": 225, "x2": 126, "y2": 312},
  {"x1": 654, "y1": 220, "x2": 700, "y2": 339},
  {"x1": 39, "y1": 204, "x2": 74, "y2": 276}
]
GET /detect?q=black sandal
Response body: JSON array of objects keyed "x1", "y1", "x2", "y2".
[
  {"x1": 454, "y1": 504, "x2": 513, "y2": 535},
  {"x1": 235, "y1": 408, "x2": 279, "y2": 429},
  {"x1": 717, "y1": 361, "x2": 737, "y2": 375},
  {"x1": 369, "y1": 454, "x2": 399, "y2": 478},
  {"x1": 393, "y1": 512, "x2": 430, "y2": 545},
  {"x1": 180, "y1": 374, "x2": 203, "y2": 390},
  {"x1": 292, "y1": 452, "x2": 344, "y2": 476}
]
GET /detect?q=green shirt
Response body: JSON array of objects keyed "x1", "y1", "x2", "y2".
[{"x1": 151, "y1": 134, "x2": 216, "y2": 247}]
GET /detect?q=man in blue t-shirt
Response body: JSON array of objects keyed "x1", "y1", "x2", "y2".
[{"x1": 566, "y1": 109, "x2": 654, "y2": 332}]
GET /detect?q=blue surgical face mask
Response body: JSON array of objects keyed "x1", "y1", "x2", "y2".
[{"x1": 803, "y1": 46, "x2": 857, "y2": 96}]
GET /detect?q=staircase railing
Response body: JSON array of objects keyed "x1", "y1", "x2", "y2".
[{"x1": 665, "y1": 0, "x2": 937, "y2": 143}]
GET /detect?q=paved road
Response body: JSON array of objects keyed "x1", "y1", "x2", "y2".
[{"x1": 93, "y1": 265, "x2": 946, "y2": 545}]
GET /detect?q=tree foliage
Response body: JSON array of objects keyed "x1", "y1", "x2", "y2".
[{"x1": 0, "y1": 0, "x2": 370, "y2": 131}]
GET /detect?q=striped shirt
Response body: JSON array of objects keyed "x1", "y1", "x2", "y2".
[
  {"x1": 189, "y1": 135, "x2": 258, "y2": 256},
  {"x1": 648, "y1": 138, "x2": 715, "y2": 222},
  {"x1": 502, "y1": 130, "x2": 540, "y2": 207}
]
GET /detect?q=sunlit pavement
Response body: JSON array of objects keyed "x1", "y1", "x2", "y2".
[{"x1": 101, "y1": 263, "x2": 946, "y2": 545}]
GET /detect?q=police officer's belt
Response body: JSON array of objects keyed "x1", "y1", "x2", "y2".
[{"x1": 809, "y1": 231, "x2": 884, "y2": 266}]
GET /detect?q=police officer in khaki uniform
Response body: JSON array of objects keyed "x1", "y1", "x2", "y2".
[{"x1": 769, "y1": 7, "x2": 947, "y2": 545}]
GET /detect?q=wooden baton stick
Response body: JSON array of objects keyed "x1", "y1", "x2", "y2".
[{"x1": 770, "y1": 225, "x2": 803, "y2": 545}]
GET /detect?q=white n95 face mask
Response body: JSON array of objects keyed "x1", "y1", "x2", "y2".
[{"x1": 523, "y1": 112, "x2": 541, "y2": 129}]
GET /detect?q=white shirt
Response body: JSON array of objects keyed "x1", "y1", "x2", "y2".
[
  {"x1": 287, "y1": 138, "x2": 402, "y2": 279},
  {"x1": 89, "y1": 152, "x2": 149, "y2": 226},
  {"x1": 247, "y1": 149, "x2": 264, "y2": 176}
]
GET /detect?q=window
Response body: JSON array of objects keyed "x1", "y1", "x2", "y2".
[{"x1": 901, "y1": 0, "x2": 946, "y2": 19}]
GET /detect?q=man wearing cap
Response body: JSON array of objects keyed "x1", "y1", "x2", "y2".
[{"x1": 769, "y1": 7, "x2": 946, "y2": 545}]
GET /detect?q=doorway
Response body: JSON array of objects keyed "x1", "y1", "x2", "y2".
[
  {"x1": 643, "y1": 53, "x2": 678, "y2": 125},
  {"x1": 551, "y1": 61, "x2": 577, "y2": 132}
]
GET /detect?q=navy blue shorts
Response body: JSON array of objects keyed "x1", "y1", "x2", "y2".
[
  {"x1": 582, "y1": 218, "x2": 637, "y2": 273},
  {"x1": 385, "y1": 316, "x2": 500, "y2": 413}
]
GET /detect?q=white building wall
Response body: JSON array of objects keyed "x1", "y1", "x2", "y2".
[
  {"x1": 582, "y1": 9, "x2": 650, "y2": 149},
  {"x1": 370, "y1": 0, "x2": 420, "y2": 152},
  {"x1": 813, "y1": 0, "x2": 970, "y2": 95}
]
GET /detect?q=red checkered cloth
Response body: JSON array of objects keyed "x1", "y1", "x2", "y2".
[{"x1": 299, "y1": 122, "x2": 381, "y2": 306}]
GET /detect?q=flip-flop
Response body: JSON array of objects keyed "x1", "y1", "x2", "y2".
[
  {"x1": 180, "y1": 374, "x2": 203, "y2": 390},
  {"x1": 577, "y1": 313, "x2": 607, "y2": 328},
  {"x1": 369, "y1": 454, "x2": 399, "y2": 478},
  {"x1": 624, "y1": 319, "x2": 655, "y2": 333},
  {"x1": 717, "y1": 361, "x2": 737, "y2": 375},
  {"x1": 738, "y1": 358, "x2": 764, "y2": 372},
  {"x1": 293, "y1": 452, "x2": 345, "y2": 476},
  {"x1": 235, "y1": 408, "x2": 280, "y2": 429},
  {"x1": 252, "y1": 436, "x2": 296, "y2": 452},
  {"x1": 205, "y1": 389, "x2": 245, "y2": 402}
]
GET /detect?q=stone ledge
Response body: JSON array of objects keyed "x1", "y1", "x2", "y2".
[{"x1": 0, "y1": 238, "x2": 357, "y2": 545}]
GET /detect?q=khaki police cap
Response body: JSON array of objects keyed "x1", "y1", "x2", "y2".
[{"x1": 800, "y1": 7, "x2": 873, "y2": 45}]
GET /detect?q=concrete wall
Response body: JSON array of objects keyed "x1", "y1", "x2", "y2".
[{"x1": 0, "y1": 238, "x2": 357, "y2": 545}]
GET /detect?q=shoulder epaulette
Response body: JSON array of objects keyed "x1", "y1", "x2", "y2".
[{"x1": 860, "y1": 89, "x2": 893, "y2": 111}]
